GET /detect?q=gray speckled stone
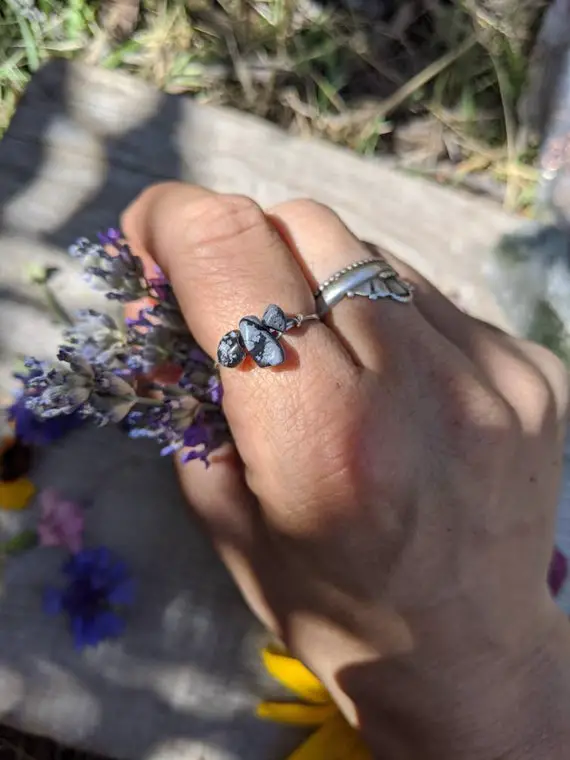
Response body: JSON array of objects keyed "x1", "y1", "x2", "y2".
[
  {"x1": 239, "y1": 317, "x2": 285, "y2": 368},
  {"x1": 261, "y1": 305, "x2": 287, "y2": 334},
  {"x1": 217, "y1": 330, "x2": 245, "y2": 368}
]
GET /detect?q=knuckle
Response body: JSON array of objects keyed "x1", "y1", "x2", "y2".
[
  {"x1": 528, "y1": 344, "x2": 569, "y2": 421},
  {"x1": 271, "y1": 197, "x2": 335, "y2": 225},
  {"x1": 504, "y1": 355, "x2": 560, "y2": 432},
  {"x1": 443, "y1": 374, "x2": 520, "y2": 455},
  {"x1": 181, "y1": 194, "x2": 268, "y2": 254}
]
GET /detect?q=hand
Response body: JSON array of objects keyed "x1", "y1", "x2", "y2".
[{"x1": 123, "y1": 182, "x2": 570, "y2": 759}]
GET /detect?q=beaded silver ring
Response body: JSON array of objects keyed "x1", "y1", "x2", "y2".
[{"x1": 314, "y1": 257, "x2": 413, "y2": 317}]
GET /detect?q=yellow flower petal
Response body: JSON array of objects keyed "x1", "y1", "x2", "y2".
[
  {"x1": 0, "y1": 478, "x2": 35, "y2": 510},
  {"x1": 256, "y1": 701, "x2": 338, "y2": 726},
  {"x1": 286, "y1": 715, "x2": 373, "y2": 760},
  {"x1": 261, "y1": 649, "x2": 330, "y2": 704}
]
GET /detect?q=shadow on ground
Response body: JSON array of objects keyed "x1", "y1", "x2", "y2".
[{"x1": 0, "y1": 58, "x2": 301, "y2": 760}]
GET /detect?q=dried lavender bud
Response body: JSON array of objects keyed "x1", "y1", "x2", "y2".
[
  {"x1": 125, "y1": 396, "x2": 197, "y2": 451},
  {"x1": 17, "y1": 228, "x2": 230, "y2": 466},
  {"x1": 179, "y1": 406, "x2": 229, "y2": 466},
  {"x1": 125, "y1": 307, "x2": 203, "y2": 375},
  {"x1": 179, "y1": 351, "x2": 222, "y2": 406},
  {"x1": 19, "y1": 350, "x2": 137, "y2": 426},
  {"x1": 125, "y1": 397, "x2": 229, "y2": 466},
  {"x1": 69, "y1": 233, "x2": 147, "y2": 302},
  {"x1": 63, "y1": 310, "x2": 128, "y2": 371}
]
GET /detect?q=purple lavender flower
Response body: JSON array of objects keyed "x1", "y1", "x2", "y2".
[
  {"x1": 126, "y1": 322, "x2": 195, "y2": 376},
  {"x1": 63, "y1": 310, "x2": 128, "y2": 372},
  {"x1": 44, "y1": 546, "x2": 134, "y2": 649},
  {"x1": 179, "y1": 372, "x2": 223, "y2": 406},
  {"x1": 207, "y1": 376, "x2": 223, "y2": 405},
  {"x1": 55, "y1": 228, "x2": 228, "y2": 465},
  {"x1": 179, "y1": 407, "x2": 227, "y2": 466},
  {"x1": 125, "y1": 307, "x2": 154, "y2": 330},
  {"x1": 125, "y1": 396, "x2": 197, "y2": 449},
  {"x1": 9, "y1": 396, "x2": 84, "y2": 446},
  {"x1": 147, "y1": 266, "x2": 174, "y2": 305},
  {"x1": 125, "y1": 396, "x2": 228, "y2": 466},
  {"x1": 69, "y1": 233, "x2": 147, "y2": 302},
  {"x1": 17, "y1": 350, "x2": 137, "y2": 426},
  {"x1": 178, "y1": 349, "x2": 220, "y2": 403},
  {"x1": 97, "y1": 228, "x2": 123, "y2": 246}
]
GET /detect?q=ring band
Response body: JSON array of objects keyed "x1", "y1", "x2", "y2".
[{"x1": 314, "y1": 256, "x2": 413, "y2": 317}]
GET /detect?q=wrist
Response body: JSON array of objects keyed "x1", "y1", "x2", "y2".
[{"x1": 339, "y1": 601, "x2": 570, "y2": 759}]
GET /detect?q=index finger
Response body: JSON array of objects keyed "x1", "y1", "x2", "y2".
[{"x1": 121, "y1": 183, "x2": 358, "y2": 513}]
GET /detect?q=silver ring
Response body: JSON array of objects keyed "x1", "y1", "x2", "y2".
[
  {"x1": 314, "y1": 256, "x2": 413, "y2": 317},
  {"x1": 217, "y1": 304, "x2": 319, "y2": 369}
]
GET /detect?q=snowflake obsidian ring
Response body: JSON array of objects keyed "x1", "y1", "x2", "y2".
[{"x1": 216, "y1": 304, "x2": 320, "y2": 369}]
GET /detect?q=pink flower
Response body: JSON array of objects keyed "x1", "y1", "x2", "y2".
[{"x1": 38, "y1": 489, "x2": 84, "y2": 554}]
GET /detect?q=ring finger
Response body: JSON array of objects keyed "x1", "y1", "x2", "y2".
[{"x1": 269, "y1": 199, "x2": 442, "y2": 374}]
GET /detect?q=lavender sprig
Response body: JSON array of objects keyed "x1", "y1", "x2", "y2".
[
  {"x1": 18, "y1": 350, "x2": 137, "y2": 426},
  {"x1": 63, "y1": 310, "x2": 129, "y2": 372},
  {"x1": 14, "y1": 228, "x2": 229, "y2": 466},
  {"x1": 69, "y1": 232, "x2": 148, "y2": 302},
  {"x1": 125, "y1": 398, "x2": 228, "y2": 467}
]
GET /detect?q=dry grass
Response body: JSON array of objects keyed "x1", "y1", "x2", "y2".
[{"x1": 0, "y1": 0, "x2": 545, "y2": 210}]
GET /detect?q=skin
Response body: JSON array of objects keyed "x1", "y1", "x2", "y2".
[{"x1": 122, "y1": 182, "x2": 570, "y2": 759}]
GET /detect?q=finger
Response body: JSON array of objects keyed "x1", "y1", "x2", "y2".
[
  {"x1": 122, "y1": 211, "x2": 282, "y2": 627},
  {"x1": 268, "y1": 199, "x2": 438, "y2": 373},
  {"x1": 121, "y1": 183, "x2": 359, "y2": 522},
  {"x1": 267, "y1": 198, "x2": 566, "y2": 430},
  {"x1": 368, "y1": 242, "x2": 569, "y2": 428},
  {"x1": 175, "y1": 445, "x2": 281, "y2": 633}
]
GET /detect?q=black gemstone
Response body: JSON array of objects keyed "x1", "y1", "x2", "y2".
[
  {"x1": 217, "y1": 330, "x2": 246, "y2": 368},
  {"x1": 239, "y1": 316, "x2": 285, "y2": 368},
  {"x1": 262, "y1": 304, "x2": 287, "y2": 333}
]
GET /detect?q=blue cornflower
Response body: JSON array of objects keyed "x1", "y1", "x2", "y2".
[
  {"x1": 9, "y1": 396, "x2": 84, "y2": 446},
  {"x1": 44, "y1": 547, "x2": 134, "y2": 650}
]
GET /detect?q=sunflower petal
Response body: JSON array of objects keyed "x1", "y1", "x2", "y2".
[
  {"x1": 256, "y1": 701, "x2": 337, "y2": 726},
  {"x1": 261, "y1": 649, "x2": 330, "y2": 704},
  {"x1": 286, "y1": 715, "x2": 373, "y2": 760},
  {"x1": 0, "y1": 478, "x2": 35, "y2": 511}
]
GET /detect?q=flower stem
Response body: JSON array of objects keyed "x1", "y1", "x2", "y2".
[{"x1": 42, "y1": 283, "x2": 74, "y2": 326}]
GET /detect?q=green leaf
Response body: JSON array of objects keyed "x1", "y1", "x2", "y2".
[
  {"x1": 1, "y1": 530, "x2": 38, "y2": 556},
  {"x1": 14, "y1": 14, "x2": 40, "y2": 72},
  {"x1": 101, "y1": 39, "x2": 141, "y2": 70}
]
